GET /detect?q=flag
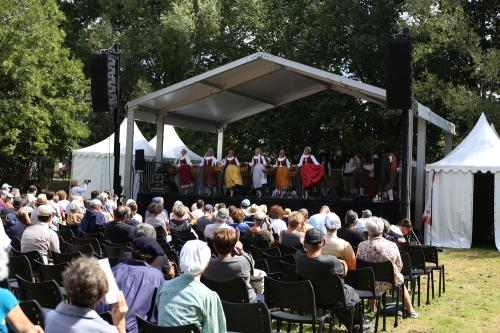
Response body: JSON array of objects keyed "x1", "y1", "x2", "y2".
[{"x1": 421, "y1": 170, "x2": 435, "y2": 225}]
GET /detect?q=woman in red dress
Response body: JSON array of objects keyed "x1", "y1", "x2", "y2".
[
  {"x1": 202, "y1": 148, "x2": 218, "y2": 195},
  {"x1": 176, "y1": 148, "x2": 194, "y2": 194},
  {"x1": 297, "y1": 146, "x2": 324, "y2": 199}
]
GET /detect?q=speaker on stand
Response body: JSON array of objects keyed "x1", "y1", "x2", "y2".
[{"x1": 135, "y1": 149, "x2": 145, "y2": 193}]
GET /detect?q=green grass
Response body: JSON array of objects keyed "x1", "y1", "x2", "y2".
[{"x1": 297, "y1": 248, "x2": 500, "y2": 332}]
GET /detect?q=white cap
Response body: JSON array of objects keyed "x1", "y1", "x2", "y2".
[{"x1": 1, "y1": 183, "x2": 12, "y2": 190}]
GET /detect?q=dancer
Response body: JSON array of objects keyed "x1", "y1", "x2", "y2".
[
  {"x1": 273, "y1": 149, "x2": 291, "y2": 197},
  {"x1": 248, "y1": 148, "x2": 267, "y2": 198},
  {"x1": 297, "y1": 146, "x2": 324, "y2": 199},
  {"x1": 221, "y1": 150, "x2": 242, "y2": 197},
  {"x1": 202, "y1": 148, "x2": 217, "y2": 195},
  {"x1": 175, "y1": 148, "x2": 194, "y2": 194}
]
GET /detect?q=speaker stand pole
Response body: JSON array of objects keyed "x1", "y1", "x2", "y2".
[
  {"x1": 112, "y1": 44, "x2": 122, "y2": 199},
  {"x1": 401, "y1": 108, "x2": 413, "y2": 219}
]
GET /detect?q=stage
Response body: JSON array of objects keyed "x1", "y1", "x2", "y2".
[{"x1": 136, "y1": 192, "x2": 402, "y2": 224}]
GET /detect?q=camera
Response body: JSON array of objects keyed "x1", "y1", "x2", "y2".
[{"x1": 84, "y1": 179, "x2": 91, "y2": 184}]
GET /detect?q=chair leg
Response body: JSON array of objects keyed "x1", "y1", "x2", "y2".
[
  {"x1": 417, "y1": 276, "x2": 421, "y2": 307},
  {"x1": 411, "y1": 279, "x2": 415, "y2": 306},
  {"x1": 394, "y1": 287, "x2": 399, "y2": 328},
  {"x1": 438, "y1": 268, "x2": 442, "y2": 297},
  {"x1": 431, "y1": 269, "x2": 435, "y2": 299},
  {"x1": 426, "y1": 273, "x2": 431, "y2": 305},
  {"x1": 442, "y1": 266, "x2": 445, "y2": 293},
  {"x1": 382, "y1": 292, "x2": 387, "y2": 331},
  {"x1": 375, "y1": 297, "x2": 380, "y2": 333}
]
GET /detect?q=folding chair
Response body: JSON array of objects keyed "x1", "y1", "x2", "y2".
[{"x1": 222, "y1": 300, "x2": 272, "y2": 333}]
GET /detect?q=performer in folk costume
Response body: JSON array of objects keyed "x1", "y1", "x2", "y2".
[
  {"x1": 202, "y1": 148, "x2": 218, "y2": 195},
  {"x1": 273, "y1": 149, "x2": 291, "y2": 195},
  {"x1": 175, "y1": 148, "x2": 194, "y2": 194},
  {"x1": 222, "y1": 149, "x2": 242, "y2": 197},
  {"x1": 248, "y1": 148, "x2": 267, "y2": 198},
  {"x1": 297, "y1": 146, "x2": 324, "y2": 199}
]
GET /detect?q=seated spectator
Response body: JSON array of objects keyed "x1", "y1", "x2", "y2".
[
  {"x1": 193, "y1": 204, "x2": 214, "y2": 237},
  {"x1": 105, "y1": 206, "x2": 135, "y2": 244},
  {"x1": 56, "y1": 190, "x2": 70, "y2": 213},
  {"x1": 242, "y1": 211, "x2": 273, "y2": 247},
  {"x1": 204, "y1": 208, "x2": 231, "y2": 240},
  {"x1": 243, "y1": 204, "x2": 259, "y2": 222},
  {"x1": 80, "y1": 199, "x2": 107, "y2": 233},
  {"x1": 126, "y1": 200, "x2": 142, "y2": 223},
  {"x1": 337, "y1": 210, "x2": 366, "y2": 249},
  {"x1": 279, "y1": 211, "x2": 305, "y2": 248},
  {"x1": 66, "y1": 202, "x2": 84, "y2": 226},
  {"x1": 1, "y1": 206, "x2": 26, "y2": 241},
  {"x1": 283, "y1": 208, "x2": 291, "y2": 224},
  {"x1": 203, "y1": 228, "x2": 257, "y2": 301},
  {"x1": 156, "y1": 240, "x2": 226, "y2": 332},
  {"x1": 192, "y1": 199, "x2": 204, "y2": 219},
  {"x1": 45, "y1": 256, "x2": 128, "y2": 333},
  {"x1": 295, "y1": 228, "x2": 365, "y2": 332},
  {"x1": 12, "y1": 197, "x2": 31, "y2": 226},
  {"x1": 386, "y1": 218, "x2": 413, "y2": 243},
  {"x1": 308, "y1": 205, "x2": 330, "y2": 233},
  {"x1": 124, "y1": 206, "x2": 140, "y2": 227},
  {"x1": 240, "y1": 198, "x2": 251, "y2": 216},
  {"x1": 356, "y1": 209, "x2": 372, "y2": 232},
  {"x1": 0, "y1": 190, "x2": 13, "y2": 209},
  {"x1": 21, "y1": 205, "x2": 60, "y2": 264},
  {"x1": 145, "y1": 203, "x2": 168, "y2": 232},
  {"x1": 170, "y1": 205, "x2": 196, "y2": 233},
  {"x1": 268, "y1": 205, "x2": 287, "y2": 236},
  {"x1": 322, "y1": 213, "x2": 356, "y2": 270},
  {"x1": 357, "y1": 217, "x2": 419, "y2": 318},
  {"x1": 229, "y1": 208, "x2": 248, "y2": 235},
  {"x1": 297, "y1": 208, "x2": 312, "y2": 233},
  {"x1": 0, "y1": 249, "x2": 43, "y2": 333}
]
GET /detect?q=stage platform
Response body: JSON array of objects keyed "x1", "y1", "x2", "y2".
[{"x1": 136, "y1": 193, "x2": 402, "y2": 224}]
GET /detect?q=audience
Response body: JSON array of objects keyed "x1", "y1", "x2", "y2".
[
  {"x1": 194, "y1": 204, "x2": 214, "y2": 237},
  {"x1": 192, "y1": 199, "x2": 204, "y2": 219},
  {"x1": 297, "y1": 208, "x2": 312, "y2": 232},
  {"x1": 45, "y1": 257, "x2": 128, "y2": 333},
  {"x1": 356, "y1": 209, "x2": 372, "y2": 232},
  {"x1": 308, "y1": 205, "x2": 330, "y2": 233},
  {"x1": 242, "y1": 211, "x2": 274, "y2": 247},
  {"x1": 229, "y1": 208, "x2": 249, "y2": 234},
  {"x1": 337, "y1": 210, "x2": 366, "y2": 249},
  {"x1": 105, "y1": 206, "x2": 135, "y2": 244},
  {"x1": 80, "y1": 199, "x2": 107, "y2": 233},
  {"x1": 204, "y1": 208, "x2": 231, "y2": 240},
  {"x1": 144, "y1": 203, "x2": 168, "y2": 232},
  {"x1": 268, "y1": 205, "x2": 287, "y2": 236},
  {"x1": 1, "y1": 206, "x2": 26, "y2": 241},
  {"x1": 279, "y1": 211, "x2": 305, "y2": 248},
  {"x1": 126, "y1": 200, "x2": 142, "y2": 223},
  {"x1": 322, "y1": 213, "x2": 356, "y2": 270},
  {"x1": 21, "y1": 205, "x2": 59, "y2": 264},
  {"x1": 386, "y1": 218, "x2": 413, "y2": 243},
  {"x1": 170, "y1": 205, "x2": 196, "y2": 233},
  {"x1": 156, "y1": 240, "x2": 226, "y2": 332}
]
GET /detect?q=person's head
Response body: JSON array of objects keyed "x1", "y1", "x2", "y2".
[
  {"x1": 269, "y1": 205, "x2": 284, "y2": 219},
  {"x1": 62, "y1": 257, "x2": 108, "y2": 309},
  {"x1": 173, "y1": 204, "x2": 186, "y2": 219},
  {"x1": 304, "y1": 228, "x2": 325, "y2": 252},
  {"x1": 279, "y1": 149, "x2": 285, "y2": 157},
  {"x1": 134, "y1": 223, "x2": 157, "y2": 239},
  {"x1": 218, "y1": 203, "x2": 226, "y2": 209},
  {"x1": 216, "y1": 208, "x2": 229, "y2": 222},
  {"x1": 304, "y1": 146, "x2": 311, "y2": 154},
  {"x1": 283, "y1": 208, "x2": 292, "y2": 220},
  {"x1": 35, "y1": 194, "x2": 47, "y2": 206},
  {"x1": 324, "y1": 213, "x2": 341, "y2": 233},
  {"x1": 253, "y1": 211, "x2": 267, "y2": 226},
  {"x1": 259, "y1": 204, "x2": 268, "y2": 214},
  {"x1": 230, "y1": 208, "x2": 245, "y2": 223},
  {"x1": 196, "y1": 199, "x2": 204, "y2": 210},
  {"x1": 89, "y1": 199, "x2": 102, "y2": 211},
  {"x1": 12, "y1": 197, "x2": 23, "y2": 210},
  {"x1": 227, "y1": 205, "x2": 237, "y2": 215},
  {"x1": 382, "y1": 218, "x2": 391, "y2": 236},
  {"x1": 213, "y1": 228, "x2": 238, "y2": 256},
  {"x1": 90, "y1": 190, "x2": 99, "y2": 200},
  {"x1": 362, "y1": 209, "x2": 372, "y2": 218},
  {"x1": 1, "y1": 183, "x2": 12, "y2": 192},
  {"x1": 11, "y1": 188, "x2": 20, "y2": 198},
  {"x1": 203, "y1": 204, "x2": 214, "y2": 216},
  {"x1": 298, "y1": 208, "x2": 309, "y2": 220},
  {"x1": 288, "y1": 211, "x2": 304, "y2": 230},
  {"x1": 365, "y1": 217, "x2": 385, "y2": 238},
  {"x1": 131, "y1": 236, "x2": 163, "y2": 264},
  {"x1": 227, "y1": 149, "x2": 234, "y2": 157},
  {"x1": 254, "y1": 147, "x2": 261, "y2": 155},
  {"x1": 152, "y1": 197, "x2": 165, "y2": 207},
  {"x1": 114, "y1": 206, "x2": 128, "y2": 222},
  {"x1": 247, "y1": 204, "x2": 260, "y2": 216},
  {"x1": 206, "y1": 148, "x2": 213, "y2": 156},
  {"x1": 344, "y1": 210, "x2": 358, "y2": 228},
  {"x1": 68, "y1": 202, "x2": 79, "y2": 214},
  {"x1": 46, "y1": 191, "x2": 55, "y2": 201},
  {"x1": 241, "y1": 198, "x2": 251, "y2": 209},
  {"x1": 179, "y1": 240, "x2": 211, "y2": 276},
  {"x1": 181, "y1": 148, "x2": 187, "y2": 155},
  {"x1": 28, "y1": 185, "x2": 37, "y2": 195},
  {"x1": 400, "y1": 218, "x2": 413, "y2": 235},
  {"x1": 37, "y1": 205, "x2": 53, "y2": 224},
  {"x1": 56, "y1": 190, "x2": 67, "y2": 201},
  {"x1": 147, "y1": 203, "x2": 163, "y2": 215},
  {"x1": 127, "y1": 201, "x2": 138, "y2": 215},
  {"x1": 319, "y1": 205, "x2": 330, "y2": 214}
]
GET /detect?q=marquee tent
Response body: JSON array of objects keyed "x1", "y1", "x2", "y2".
[
  {"x1": 71, "y1": 119, "x2": 155, "y2": 197},
  {"x1": 149, "y1": 125, "x2": 202, "y2": 161},
  {"x1": 426, "y1": 114, "x2": 500, "y2": 250}
]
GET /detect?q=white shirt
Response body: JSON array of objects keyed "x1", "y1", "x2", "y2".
[
  {"x1": 176, "y1": 154, "x2": 192, "y2": 166},
  {"x1": 71, "y1": 183, "x2": 88, "y2": 197},
  {"x1": 204, "y1": 222, "x2": 231, "y2": 239},
  {"x1": 192, "y1": 209, "x2": 204, "y2": 219},
  {"x1": 270, "y1": 218, "x2": 287, "y2": 235},
  {"x1": 297, "y1": 154, "x2": 319, "y2": 167},
  {"x1": 58, "y1": 199, "x2": 70, "y2": 212},
  {"x1": 249, "y1": 154, "x2": 266, "y2": 166},
  {"x1": 203, "y1": 156, "x2": 217, "y2": 166},
  {"x1": 221, "y1": 156, "x2": 240, "y2": 166}
]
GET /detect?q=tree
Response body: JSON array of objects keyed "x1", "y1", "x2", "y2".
[{"x1": 0, "y1": 0, "x2": 90, "y2": 186}]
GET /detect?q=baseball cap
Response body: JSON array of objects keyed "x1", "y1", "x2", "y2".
[
  {"x1": 132, "y1": 236, "x2": 164, "y2": 258},
  {"x1": 126, "y1": 199, "x2": 136, "y2": 206},
  {"x1": 324, "y1": 212, "x2": 341, "y2": 230},
  {"x1": 241, "y1": 199, "x2": 251, "y2": 208},
  {"x1": 304, "y1": 228, "x2": 325, "y2": 245},
  {"x1": 216, "y1": 208, "x2": 229, "y2": 219},
  {"x1": 37, "y1": 205, "x2": 53, "y2": 217},
  {"x1": 1, "y1": 183, "x2": 12, "y2": 189},
  {"x1": 203, "y1": 204, "x2": 214, "y2": 211}
]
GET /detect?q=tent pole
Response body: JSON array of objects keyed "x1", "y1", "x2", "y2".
[
  {"x1": 123, "y1": 106, "x2": 136, "y2": 200},
  {"x1": 401, "y1": 108, "x2": 413, "y2": 219},
  {"x1": 156, "y1": 113, "x2": 164, "y2": 163},
  {"x1": 444, "y1": 132, "x2": 453, "y2": 154},
  {"x1": 216, "y1": 127, "x2": 224, "y2": 161},
  {"x1": 415, "y1": 117, "x2": 427, "y2": 231}
]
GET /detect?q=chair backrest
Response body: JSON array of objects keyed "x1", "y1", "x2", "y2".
[
  {"x1": 35, "y1": 260, "x2": 68, "y2": 285},
  {"x1": 346, "y1": 267, "x2": 376, "y2": 294},
  {"x1": 73, "y1": 237, "x2": 102, "y2": 256},
  {"x1": 279, "y1": 261, "x2": 298, "y2": 282},
  {"x1": 262, "y1": 253, "x2": 295, "y2": 273},
  {"x1": 21, "y1": 251, "x2": 45, "y2": 267},
  {"x1": 50, "y1": 250, "x2": 82, "y2": 264},
  {"x1": 222, "y1": 301, "x2": 272, "y2": 333},
  {"x1": 310, "y1": 274, "x2": 347, "y2": 309},
  {"x1": 410, "y1": 245, "x2": 439, "y2": 266},
  {"x1": 16, "y1": 275, "x2": 63, "y2": 309},
  {"x1": 8, "y1": 255, "x2": 33, "y2": 282},
  {"x1": 82, "y1": 231, "x2": 105, "y2": 242},
  {"x1": 276, "y1": 243, "x2": 297, "y2": 256},
  {"x1": 357, "y1": 259, "x2": 396, "y2": 285},
  {"x1": 102, "y1": 244, "x2": 129, "y2": 258},
  {"x1": 249, "y1": 245, "x2": 280, "y2": 261},
  {"x1": 400, "y1": 253, "x2": 413, "y2": 277},
  {"x1": 201, "y1": 276, "x2": 249, "y2": 303},
  {"x1": 58, "y1": 229, "x2": 74, "y2": 243},
  {"x1": 10, "y1": 237, "x2": 21, "y2": 251},
  {"x1": 136, "y1": 316, "x2": 201, "y2": 333},
  {"x1": 264, "y1": 277, "x2": 316, "y2": 314},
  {"x1": 66, "y1": 242, "x2": 94, "y2": 256},
  {"x1": 254, "y1": 259, "x2": 270, "y2": 273},
  {"x1": 408, "y1": 250, "x2": 426, "y2": 270},
  {"x1": 19, "y1": 300, "x2": 45, "y2": 328}
]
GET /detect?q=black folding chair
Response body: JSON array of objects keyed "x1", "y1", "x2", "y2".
[
  {"x1": 264, "y1": 276, "x2": 330, "y2": 333},
  {"x1": 58, "y1": 228, "x2": 75, "y2": 243},
  {"x1": 201, "y1": 276, "x2": 249, "y2": 303},
  {"x1": 10, "y1": 237, "x2": 21, "y2": 251},
  {"x1": 279, "y1": 260, "x2": 299, "y2": 282},
  {"x1": 276, "y1": 243, "x2": 297, "y2": 256},
  {"x1": 82, "y1": 231, "x2": 106, "y2": 242},
  {"x1": 262, "y1": 253, "x2": 294, "y2": 274},
  {"x1": 65, "y1": 242, "x2": 94, "y2": 256},
  {"x1": 249, "y1": 245, "x2": 280, "y2": 261},
  {"x1": 401, "y1": 253, "x2": 419, "y2": 307},
  {"x1": 410, "y1": 245, "x2": 445, "y2": 297},
  {"x1": 16, "y1": 275, "x2": 63, "y2": 309},
  {"x1": 408, "y1": 250, "x2": 432, "y2": 305},
  {"x1": 18, "y1": 300, "x2": 45, "y2": 328},
  {"x1": 73, "y1": 237, "x2": 102, "y2": 256},
  {"x1": 50, "y1": 250, "x2": 82, "y2": 264},
  {"x1": 222, "y1": 300, "x2": 272, "y2": 333},
  {"x1": 35, "y1": 260, "x2": 68, "y2": 285},
  {"x1": 136, "y1": 316, "x2": 201, "y2": 333},
  {"x1": 102, "y1": 244, "x2": 129, "y2": 258},
  {"x1": 8, "y1": 255, "x2": 33, "y2": 296}
]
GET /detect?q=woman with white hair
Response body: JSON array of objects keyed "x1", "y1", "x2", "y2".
[
  {"x1": 0, "y1": 250, "x2": 44, "y2": 332},
  {"x1": 156, "y1": 240, "x2": 226, "y2": 332},
  {"x1": 356, "y1": 217, "x2": 419, "y2": 318}
]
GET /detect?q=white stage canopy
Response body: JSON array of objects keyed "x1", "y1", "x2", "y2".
[
  {"x1": 426, "y1": 114, "x2": 500, "y2": 250},
  {"x1": 149, "y1": 125, "x2": 202, "y2": 161}
]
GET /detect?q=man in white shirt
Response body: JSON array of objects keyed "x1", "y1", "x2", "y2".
[{"x1": 21, "y1": 205, "x2": 60, "y2": 264}]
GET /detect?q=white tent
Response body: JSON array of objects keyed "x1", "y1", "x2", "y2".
[
  {"x1": 149, "y1": 125, "x2": 202, "y2": 161},
  {"x1": 71, "y1": 118, "x2": 155, "y2": 197},
  {"x1": 426, "y1": 114, "x2": 500, "y2": 250}
]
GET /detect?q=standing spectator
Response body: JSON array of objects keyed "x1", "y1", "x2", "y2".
[
  {"x1": 204, "y1": 208, "x2": 232, "y2": 240},
  {"x1": 268, "y1": 205, "x2": 287, "y2": 236},
  {"x1": 156, "y1": 240, "x2": 226, "y2": 332},
  {"x1": 337, "y1": 210, "x2": 366, "y2": 250},
  {"x1": 80, "y1": 199, "x2": 107, "y2": 233},
  {"x1": 193, "y1": 204, "x2": 214, "y2": 237},
  {"x1": 308, "y1": 205, "x2": 331, "y2": 233},
  {"x1": 105, "y1": 206, "x2": 135, "y2": 244},
  {"x1": 322, "y1": 213, "x2": 356, "y2": 270},
  {"x1": 21, "y1": 205, "x2": 60, "y2": 264},
  {"x1": 70, "y1": 179, "x2": 90, "y2": 197}
]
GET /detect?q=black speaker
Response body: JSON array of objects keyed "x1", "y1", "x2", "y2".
[
  {"x1": 386, "y1": 38, "x2": 413, "y2": 109},
  {"x1": 135, "y1": 149, "x2": 145, "y2": 171},
  {"x1": 90, "y1": 53, "x2": 118, "y2": 112}
]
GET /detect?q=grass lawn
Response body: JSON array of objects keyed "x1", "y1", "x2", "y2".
[{"x1": 297, "y1": 247, "x2": 500, "y2": 333}]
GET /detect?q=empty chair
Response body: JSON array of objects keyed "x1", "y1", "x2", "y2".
[
  {"x1": 201, "y1": 277, "x2": 249, "y2": 303},
  {"x1": 410, "y1": 245, "x2": 445, "y2": 297},
  {"x1": 58, "y1": 228, "x2": 75, "y2": 243},
  {"x1": 222, "y1": 301, "x2": 272, "y2": 333},
  {"x1": 102, "y1": 244, "x2": 129, "y2": 258},
  {"x1": 408, "y1": 250, "x2": 432, "y2": 306},
  {"x1": 16, "y1": 275, "x2": 63, "y2": 309},
  {"x1": 249, "y1": 245, "x2": 280, "y2": 261},
  {"x1": 279, "y1": 260, "x2": 299, "y2": 282},
  {"x1": 8, "y1": 255, "x2": 33, "y2": 282},
  {"x1": 73, "y1": 237, "x2": 102, "y2": 256},
  {"x1": 51, "y1": 250, "x2": 82, "y2": 264},
  {"x1": 262, "y1": 253, "x2": 294, "y2": 274},
  {"x1": 82, "y1": 231, "x2": 105, "y2": 242},
  {"x1": 401, "y1": 253, "x2": 420, "y2": 307},
  {"x1": 35, "y1": 260, "x2": 68, "y2": 285},
  {"x1": 17, "y1": 251, "x2": 44, "y2": 267},
  {"x1": 136, "y1": 316, "x2": 201, "y2": 333},
  {"x1": 18, "y1": 300, "x2": 45, "y2": 328},
  {"x1": 10, "y1": 237, "x2": 21, "y2": 251},
  {"x1": 65, "y1": 242, "x2": 94, "y2": 256}
]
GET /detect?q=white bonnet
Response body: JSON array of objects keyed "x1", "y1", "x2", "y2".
[{"x1": 180, "y1": 240, "x2": 211, "y2": 276}]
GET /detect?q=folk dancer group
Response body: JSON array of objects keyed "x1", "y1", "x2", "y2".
[{"x1": 174, "y1": 146, "x2": 325, "y2": 199}]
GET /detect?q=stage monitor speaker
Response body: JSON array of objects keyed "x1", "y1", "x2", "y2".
[
  {"x1": 135, "y1": 149, "x2": 145, "y2": 171},
  {"x1": 90, "y1": 53, "x2": 118, "y2": 112},
  {"x1": 386, "y1": 38, "x2": 412, "y2": 110}
]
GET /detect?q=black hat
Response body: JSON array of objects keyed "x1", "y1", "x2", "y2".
[
  {"x1": 304, "y1": 228, "x2": 325, "y2": 245},
  {"x1": 132, "y1": 236, "x2": 164, "y2": 258}
]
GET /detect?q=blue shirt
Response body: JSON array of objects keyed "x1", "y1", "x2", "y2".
[
  {"x1": 308, "y1": 213, "x2": 327, "y2": 234},
  {"x1": 0, "y1": 288, "x2": 19, "y2": 333},
  {"x1": 45, "y1": 302, "x2": 117, "y2": 333},
  {"x1": 230, "y1": 222, "x2": 249, "y2": 234},
  {"x1": 80, "y1": 210, "x2": 107, "y2": 233},
  {"x1": 4, "y1": 212, "x2": 26, "y2": 240}
]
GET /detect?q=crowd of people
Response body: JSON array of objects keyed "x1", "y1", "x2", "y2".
[{"x1": 0, "y1": 181, "x2": 420, "y2": 333}]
